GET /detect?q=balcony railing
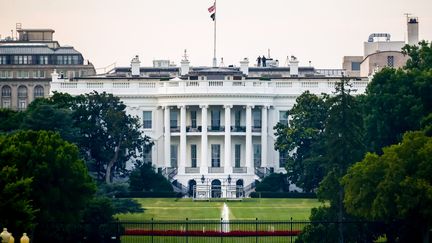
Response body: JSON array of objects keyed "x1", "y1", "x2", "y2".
[
  {"x1": 185, "y1": 167, "x2": 200, "y2": 174},
  {"x1": 252, "y1": 126, "x2": 262, "y2": 132},
  {"x1": 186, "y1": 126, "x2": 202, "y2": 132},
  {"x1": 231, "y1": 126, "x2": 246, "y2": 132},
  {"x1": 208, "y1": 167, "x2": 224, "y2": 173},
  {"x1": 232, "y1": 167, "x2": 247, "y2": 173},
  {"x1": 208, "y1": 126, "x2": 225, "y2": 132},
  {"x1": 170, "y1": 126, "x2": 180, "y2": 132}
]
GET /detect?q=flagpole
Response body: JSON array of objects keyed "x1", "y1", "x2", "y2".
[{"x1": 212, "y1": 0, "x2": 217, "y2": 67}]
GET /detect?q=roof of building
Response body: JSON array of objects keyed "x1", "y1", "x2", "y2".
[
  {"x1": 0, "y1": 45, "x2": 81, "y2": 55},
  {"x1": 17, "y1": 29, "x2": 55, "y2": 33}
]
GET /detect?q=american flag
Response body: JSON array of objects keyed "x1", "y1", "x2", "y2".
[{"x1": 208, "y1": 3, "x2": 215, "y2": 13}]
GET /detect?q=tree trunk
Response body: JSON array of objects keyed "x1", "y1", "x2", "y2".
[{"x1": 105, "y1": 140, "x2": 121, "y2": 184}]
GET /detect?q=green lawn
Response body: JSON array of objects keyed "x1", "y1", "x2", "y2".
[{"x1": 116, "y1": 198, "x2": 322, "y2": 221}]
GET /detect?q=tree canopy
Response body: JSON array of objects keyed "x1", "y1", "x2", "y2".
[{"x1": 343, "y1": 131, "x2": 432, "y2": 242}]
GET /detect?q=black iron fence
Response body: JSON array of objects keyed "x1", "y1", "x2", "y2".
[{"x1": 24, "y1": 219, "x2": 388, "y2": 243}]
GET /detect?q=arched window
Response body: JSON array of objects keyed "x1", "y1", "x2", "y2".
[
  {"x1": 34, "y1": 85, "x2": 44, "y2": 98},
  {"x1": 1, "y1": 85, "x2": 11, "y2": 97},
  {"x1": 17, "y1": 85, "x2": 28, "y2": 110},
  {"x1": 17, "y1": 85, "x2": 27, "y2": 97}
]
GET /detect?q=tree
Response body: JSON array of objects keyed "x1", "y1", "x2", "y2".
[
  {"x1": 0, "y1": 109, "x2": 24, "y2": 132},
  {"x1": 129, "y1": 162, "x2": 173, "y2": 192},
  {"x1": 20, "y1": 104, "x2": 78, "y2": 142},
  {"x1": 72, "y1": 91, "x2": 152, "y2": 183},
  {"x1": 364, "y1": 41, "x2": 432, "y2": 153},
  {"x1": 0, "y1": 130, "x2": 96, "y2": 242},
  {"x1": 274, "y1": 91, "x2": 329, "y2": 192},
  {"x1": 0, "y1": 165, "x2": 36, "y2": 235},
  {"x1": 343, "y1": 131, "x2": 432, "y2": 243}
]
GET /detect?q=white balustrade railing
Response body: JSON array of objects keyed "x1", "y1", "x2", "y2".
[{"x1": 51, "y1": 78, "x2": 369, "y2": 96}]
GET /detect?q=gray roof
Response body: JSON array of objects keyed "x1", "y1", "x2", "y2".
[{"x1": 0, "y1": 45, "x2": 81, "y2": 55}]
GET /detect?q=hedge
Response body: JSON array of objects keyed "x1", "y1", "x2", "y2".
[
  {"x1": 115, "y1": 191, "x2": 182, "y2": 198},
  {"x1": 250, "y1": 191, "x2": 316, "y2": 198}
]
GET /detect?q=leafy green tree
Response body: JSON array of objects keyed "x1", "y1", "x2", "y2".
[
  {"x1": 20, "y1": 104, "x2": 78, "y2": 142},
  {"x1": 364, "y1": 41, "x2": 432, "y2": 153},
  {"x1": 72, "y1": 91, "x2": 152, "y2": 183},
  {"x1": 255, "y1": 173, "x2": 289, "y2": 192},
  {"x1": 129, "y1": 162, "x2": 173, "y2": 192},
  {"x1": 0, "y1": 130, "x2": 96, "y2": 242},
  {"x1": 0, "y1": 109, "x2": 25, "y2": 132},
  {"x1": 343, "y1": 131, "x2": 432, "y2": 243},
  {"x1": 0, "y1": 165, "x2": 36, "y2": 235},
  {"x1": 274, "y1": 91, "x2": 329, "y2": 192}
]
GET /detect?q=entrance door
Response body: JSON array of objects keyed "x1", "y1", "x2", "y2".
[
  {"x1": 188, "y1": 180, "x2": 197, "y2": 198},
  {"x1": 211, "y1": 179, "x2": 222, "y2": 198},
  {"x1": 236, "y1": 179, "x2": 244, "y2": 198}
]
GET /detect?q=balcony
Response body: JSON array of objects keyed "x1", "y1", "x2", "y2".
[
  {"x1": 232, "y1": 167, "x2": 247, "y2": 173},
  {"x1": 252, "y1": 126, "x2": 262, "y2": 132},
  {"x1": 170, "y1": 126, "x2": 180, "y2": 132},
  {"x1": 208, "y1": 126, "x2": 225, "y2": 132},
  {"x1": 208, "y1": 167, "x2": 224, "y2": 173},
  {"x1": 185, "y1": 167, "x2": 200, "y2": 174},
  {"x1": 231, "y1": 126, "x2": 246, "y2": 132},
  {"x1": 186, "y1": 126, "x2": 202, "y2": 132}
]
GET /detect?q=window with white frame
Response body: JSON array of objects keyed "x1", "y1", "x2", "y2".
[
  {"x1": 211, "y1": 144, "x2": 221, "y2": 167},
  {"x1": 143, "y1": 111, "x2": 152, "y2": 129},
  {"x1": 170, "y1": 144, "x2": 178, "y2": 167},
  {"x1": 253, "y1": 144, "x2": 261, "y2": 167},
  {"x1": 191, "y1": 144, "x2": 197, "y2": 168},
  {"x1": 34, "y1": 85, "x2": 44, "y2": 98},
  {"x1": 279, "y1": 111, "x2": 289, "y2": 126}
]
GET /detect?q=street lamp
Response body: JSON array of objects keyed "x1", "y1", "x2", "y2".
[
  {"x1": 201, "y1": 175, "x2": 205, "y2": 184},
  {"x1": 227, "y1": 174, "x2": 232, "y2": 184}
]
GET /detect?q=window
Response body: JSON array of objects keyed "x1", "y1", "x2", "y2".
[
  {"x1": 18, "y1": 99, "x2": 27, "y2": 110},
  {"x1": 1, "y1": 86, "x2": 11, "y2": 97},
  {"x1": 0, "y1": 71, "x2": 11, "y2": 78},
  {"x1": 39, "y1": 56, "x2": 49, "y2": 65},
  {"x1": 253, "y1": 109, "x2": 261, "y2": 128},
  {"x1": 143, "y1": 146, "x2": 152, "y2": 164},
  {"x1": 191, "y1": 144, "x2": 197, "y2": 168},
  {"x1": 235, "y1": 144, "x2": 241, "y2": 168},
  {"x1": 34, "y1": 85, "x2": 44, "y2": 98},
  {"x1": 387, "y1": 56, "x2": 394, "y2": 67},
  {"x1": 34, "y1": 70, "x2": 45, "y2": 78},
  {"x1": 57, "y1": 56, "x2": 63, "y2": 65},
  {"x1": 253, "y1": 144, "x2": 261, "y2": 167},
  {"x1": 351, "y1": 62, "x2": 361, "y2": 71},
  {"x1": 170, "y1": 110, "x2": 178, "y2": 129},
  {"x1": 2, "y1": 100, "x2": 11, "y2": 109},
  {"x1": 279, "y1": 151, "x2": 288, "y2": 168},
  {"x1": 18, "y1": 86, "x2": 27, "y2": 97},
  {"x1": 211, "y1": 144, "x2": 221, "y2": 167},
  {"x1": 279, "y1": 111, "x2": 289, "y2": 126},
  {"x1": 235, "y1": 110, "x2": 241, "y2": 127},
  {"x1": 211, "y1": 110, "x2": 220, "y2": 128},
  {"x1": 72, "y1": 56, "x2": 79, "y2": 65},
  {"x1": 190, "y1": 110, "x2": 197, "y2": 128},
  {"x1": 170, "y1": 145, "x2": 178, "y2": 167},
  {"x1": 143, "y1": 111, "x2": 152, "y2": 129},
  {"x1": 0, "y1": 56, "x2": 6, "y2": 65}
]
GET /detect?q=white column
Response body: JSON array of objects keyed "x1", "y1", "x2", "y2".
[
  {"x1": 245, "y1": 105, "x2": 253, "y2": 174},
  {"x1": 224, "y1": 105, "x2": 232, "y2": 174},
  {"x1": 179, "y1": 105, "x2": 187, "y2": 174},
  {"x1": 164, "y1": 106, "x2": 171, "y2": 168},
  {"x1": 261, "y1": 106, "x2": 268, "y2": 168},
  {"x1": 200, "y1": 105, "x2": 208, "y2": 174}
]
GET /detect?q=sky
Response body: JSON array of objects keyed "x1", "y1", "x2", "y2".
[{"x1": 0, "y1": 0, "x2": 431, "y2": 72}]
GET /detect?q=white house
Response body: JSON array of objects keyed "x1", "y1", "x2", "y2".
[{"x1": 50, "y1": 55, "x2": 368, "y2": 198}]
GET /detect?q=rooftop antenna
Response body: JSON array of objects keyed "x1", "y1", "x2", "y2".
[
  {"x1": 268, "y1": 49, "x2": 271, "y2": 58},
  {"x1": 16, "y1": 23, "x2": 22, "y2": 31}
]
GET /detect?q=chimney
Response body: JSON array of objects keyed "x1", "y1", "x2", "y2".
[
  {"x1": 180, "y1": 50, "x2": 190, "y2": 76},
  {"x1": 289, "y1": 56, "x2": 299, "y2": 77},
  {"x1": 240, "y1": 58, "x2": 249, "y2": 76},
  {"x1": 407, "y1": 16, "x2": 419, "y2": 45},
  {"x1": 131, "y1": 55, "x2": 141, "y2": 77}
]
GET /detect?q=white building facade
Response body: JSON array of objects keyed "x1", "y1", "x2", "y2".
[{"x1": 50, "y1": 57, "x2": 368, "y2": 198}]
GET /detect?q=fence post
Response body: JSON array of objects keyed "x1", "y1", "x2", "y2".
[
  {"x1": 220, "y1": 218, "x2": 223, "y2": 243},
  {"x1": 186, "y1": 218, "x2": 188, "y2": 243},
  {"x1": 151, "y1": 218, "x2": 154, "y2": 243},
  {"x1": 290, "y1": 217, "x2": 293, "y2": 243},
  {"x1": 255, "y1": 218, "x2": 258, "y2": 243}
]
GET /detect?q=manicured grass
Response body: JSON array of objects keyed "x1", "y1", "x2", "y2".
[{"x1": 116, "y1": 198, "x2": 322, "y2": 221}]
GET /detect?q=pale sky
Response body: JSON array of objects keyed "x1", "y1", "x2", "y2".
[{"x1": 1, "y1": 0, "x2": 431, "y2": 71}]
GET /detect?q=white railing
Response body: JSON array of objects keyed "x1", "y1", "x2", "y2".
[{"x1": 51, "y1": 78, "x2": 369, "y2": 96}]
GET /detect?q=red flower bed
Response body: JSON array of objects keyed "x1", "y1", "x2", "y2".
[{"x1": 125, "y1": 229, "x2": 302, "y2": 237}]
